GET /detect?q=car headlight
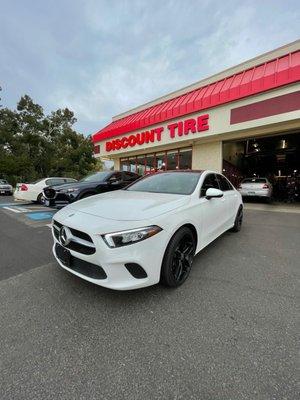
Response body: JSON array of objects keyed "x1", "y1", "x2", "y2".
[
  {"x1": 102, "y1": 225, "x2": 162, "y2": 248},
  {"x1": 66, "y1": 188, "x2": 79, "y2": 193}
]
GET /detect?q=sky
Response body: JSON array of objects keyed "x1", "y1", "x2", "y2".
[{"x1": 1, "y1": 0, "x2": 300, "y2": 136}]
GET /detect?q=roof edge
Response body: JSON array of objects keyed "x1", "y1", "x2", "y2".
[{"x1": 112, "y1": 39, "x2": 300, "y2": 122}]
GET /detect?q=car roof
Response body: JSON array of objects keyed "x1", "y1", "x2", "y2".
[
  {"x1": 42, "y1": 177, "x2": 77, "y2": 179},
  {"x1": 154, "y1": 170, "x2": 204, "y2": 173}
]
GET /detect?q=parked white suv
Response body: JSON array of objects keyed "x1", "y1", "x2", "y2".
[{"x1": 238, "y1": 177, "x2": 273, "y2": 202}]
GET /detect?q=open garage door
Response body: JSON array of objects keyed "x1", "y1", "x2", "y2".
[{"x1": 223, "y1": 132, "x2": 300, "y2": 202}]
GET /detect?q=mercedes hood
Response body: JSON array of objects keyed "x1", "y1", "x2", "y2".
[{"x1": 64, "y1": 190, "x2": 191, "y2": 221}]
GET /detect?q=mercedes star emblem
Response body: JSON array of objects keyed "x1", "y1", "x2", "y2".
[{"x1": 59, "y1": 226, "x2": 72, "y2": 246}]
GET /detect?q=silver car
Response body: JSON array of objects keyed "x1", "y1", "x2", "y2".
[
  {"x1": 0, "y1": 179, "x2": 13, "y2": 195},
  {"x1": 238, "y1": 177, "x2": 273, "y2": 202}
]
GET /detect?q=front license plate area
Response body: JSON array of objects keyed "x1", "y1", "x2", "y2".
[
  {"x1": 0, "y1": 191, "x2": 5, "y2": 194},
  {"x1": 55, "y1": 243, "x2": 71, "y2": 267}
]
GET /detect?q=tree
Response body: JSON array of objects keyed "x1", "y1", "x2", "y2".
[{"x1": 0, "y1": 92, "x2": 98, "y2": 185}]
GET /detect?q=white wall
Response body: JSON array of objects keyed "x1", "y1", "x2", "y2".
[{"x1": 192, "y1": 141, "x2": 222, "y2": 172}]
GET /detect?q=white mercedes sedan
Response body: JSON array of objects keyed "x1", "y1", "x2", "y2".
[
  {"x1": 52, "y1": 170, "x2": 243, "y2": 290},
  {"x1": 14, "y1": 177, "x2": 77, "y2": 203}
]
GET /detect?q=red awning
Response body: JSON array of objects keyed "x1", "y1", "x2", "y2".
[{"x1": 92, "y1": 50, "x2": 300, "y2": 143}]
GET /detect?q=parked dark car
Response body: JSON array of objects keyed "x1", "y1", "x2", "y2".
[{"x1": 43, "y1": 171, "x2": 140, "y2": 206}]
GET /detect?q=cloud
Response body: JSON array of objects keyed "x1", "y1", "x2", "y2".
[{"x1": 1, "y1": 0, "x2": 299, "y2": 136}]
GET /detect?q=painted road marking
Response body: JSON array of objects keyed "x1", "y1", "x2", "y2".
[
  {"x1": 14, "y1": 207, "x2": 30, "y2": 212},
  {"x1": 3, "y1": 207, "x2": 22, "y2": 213},
  {"x1": 1, "y1": 204, "x2": 57, "y2": 213},
  {"x1": 26, "y1": 212, "x2": 55, "y2": 221},
  {"x1": 0, "y1": 203, "x2": 31, "y2": 208},
  {"x1": 3, "y1": 206, "x2": 42, "y2": 213}
]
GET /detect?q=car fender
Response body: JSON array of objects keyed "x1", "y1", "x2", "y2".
[
  {"x1": 152, "y1": 208, "x2": 202, "y2": 254},
  {"x1": 77, "y1": 190, "x2": 97, "y2": 200}
]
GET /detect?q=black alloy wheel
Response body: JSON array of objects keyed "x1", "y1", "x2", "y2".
[
  {"x1": 37, "y1": 193, "x2": 45, "y2": 205},
  {"x1": 161, "y1": 227, "x2": 196, "y2": 288},
  {"x1": 231, "y1": 207, "x2": 243, "y2": 232}
]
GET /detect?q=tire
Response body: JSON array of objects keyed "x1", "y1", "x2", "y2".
[
  {"x1": 37, "y1": 193, "x2": 44, "y2": 205},
  {"x1": 231, "y1": 206, "x2": 243, "y2": 232},
  {"x1": 160, "y1": 227, "x2": 196, "y2": 288}
]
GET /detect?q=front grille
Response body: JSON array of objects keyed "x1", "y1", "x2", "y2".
[
  {"x1": 53, "y1": 220, "x2": 95, "y2": 255},
  {"x1": 55, "y1": 243, "x2": 106, "y2": 279},
  {"x1": 44, "y1": 188, "x2": 56, "y2": 199},
  {"x1": 67, "y1": 240, "x2": 95, "y2": 255},
  {"x1": 53, "y1": 220, "x2": 63, "y2": 229},
  {"x1": 69, "y1": 227, "x2": 93, "y2": 243}
]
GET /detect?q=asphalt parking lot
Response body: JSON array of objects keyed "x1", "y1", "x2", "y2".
[{"x1": 0, "y1": 195, "x2": 299, "y2": 400}]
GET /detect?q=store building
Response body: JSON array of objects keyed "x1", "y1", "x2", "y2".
[{"x1": 92, "y1": 41, "x2": 300, "y2": 196}]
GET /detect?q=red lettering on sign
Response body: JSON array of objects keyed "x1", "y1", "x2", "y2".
[
  {"x1": 178, "y1": 121, "x2": 183, "y2": 136},
  {"x1": 104, "y1": 114, "x2": 210, "y2": 152},
  {"x1": 145, "y1": 130, "x2": 155, "y2": 143},
  {"x1": 167, "y1": 123, "x2": 178, "y2": 138},
  {"x1": 184, "y1": 119, "x2": 196, "y2": 135},
  {"x1": 197, "y1": 114, "x2": 209, "y2": 131},
  {"x1": 121, "y1": 137, "x2": 129, "y2": 148},
  {"x1": 154, "y1": 127, "x2": 164, "y2": 141},
  {"x1": 106, "y1": 142, "x2": 112, "y2": 151},
  {"x1": 136, "y1": 132, "x2": 145, "y2": 145},
  {"x1": 128, "y1": 135, "x2": 136, "y2": 147},
  {"x1": 115, "y1": 139, "x2": 122, "y2": 150}
]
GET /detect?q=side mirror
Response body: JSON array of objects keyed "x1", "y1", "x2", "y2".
[{"x1": 205, "y1": 188, "x2": 223, "y2": 199}]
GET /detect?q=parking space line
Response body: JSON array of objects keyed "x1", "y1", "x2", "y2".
[
  {"x1": 14, "y1": 207, "x2": 31, "y2": 212},
  {"x1": 3, "y1": 207, "x2": 22, "y2": 213},
  {"x1": 0, "y1": 202, "x2": 31, "y2": 208}
]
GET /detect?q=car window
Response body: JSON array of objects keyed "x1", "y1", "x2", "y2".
[
  {"x1": 80, "y1": 172, "x2": 111, "y2": 182},
  {"x1": 46, "y1": 178, "x2": 64, "y2": 186},
  {"x1": 126, "y1": 172, "x2": 201, "y2": 195},
  {"x1": 123, "y1": 172, "x2": 138, "y2": 181},
  {"x1": 217, "y1": 175, "x2": 233, "y2": 191},
  {"x1": 0, "y1": 179, "x2": 8, "y2": 184},
  {"x1": 64, "y1": 178, "x2": 77, "y2": 183},
  {"x1": 200, "y1": 174, "x2": 220, "y2": 197},
  {"x1": 108, "y1": 172, "x2": 122, "y2": 181}
]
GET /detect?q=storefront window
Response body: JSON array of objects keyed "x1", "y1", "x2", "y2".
[
  {"x1": 136, "y1": 155, "x2": 146, "y2": 175},
  {"x1": 120, "y1": 158, "x2": 129, "y2": 171},
  {"x1": 156, "y1": 152, "x2": 166, "y2": 171},
  {"x1": 119, "y1": 147, "x2": 192, "y2": 175},
  {"x1": 166, "y1": 150, "x2": 178, "y2": 170},
  {"x1": 179, "y1": 148, "x2": 192, "y2": 169},
  {"x1": 128, "y1": 157, "x2": 136, "y2": 173},
  {"x1": 145, "y1": 154, "x2": 155, "y2": 173}
]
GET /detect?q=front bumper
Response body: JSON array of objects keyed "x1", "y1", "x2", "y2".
[
  {"x1": 52, "y1": 218, "x2": 168, "y2": 290},
  {"x1": 44, "y1": 190, "x2": 78, "y2": 204},
  {"x1": 0, "y1": 189, "x2": 13, "y2": 194}
]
